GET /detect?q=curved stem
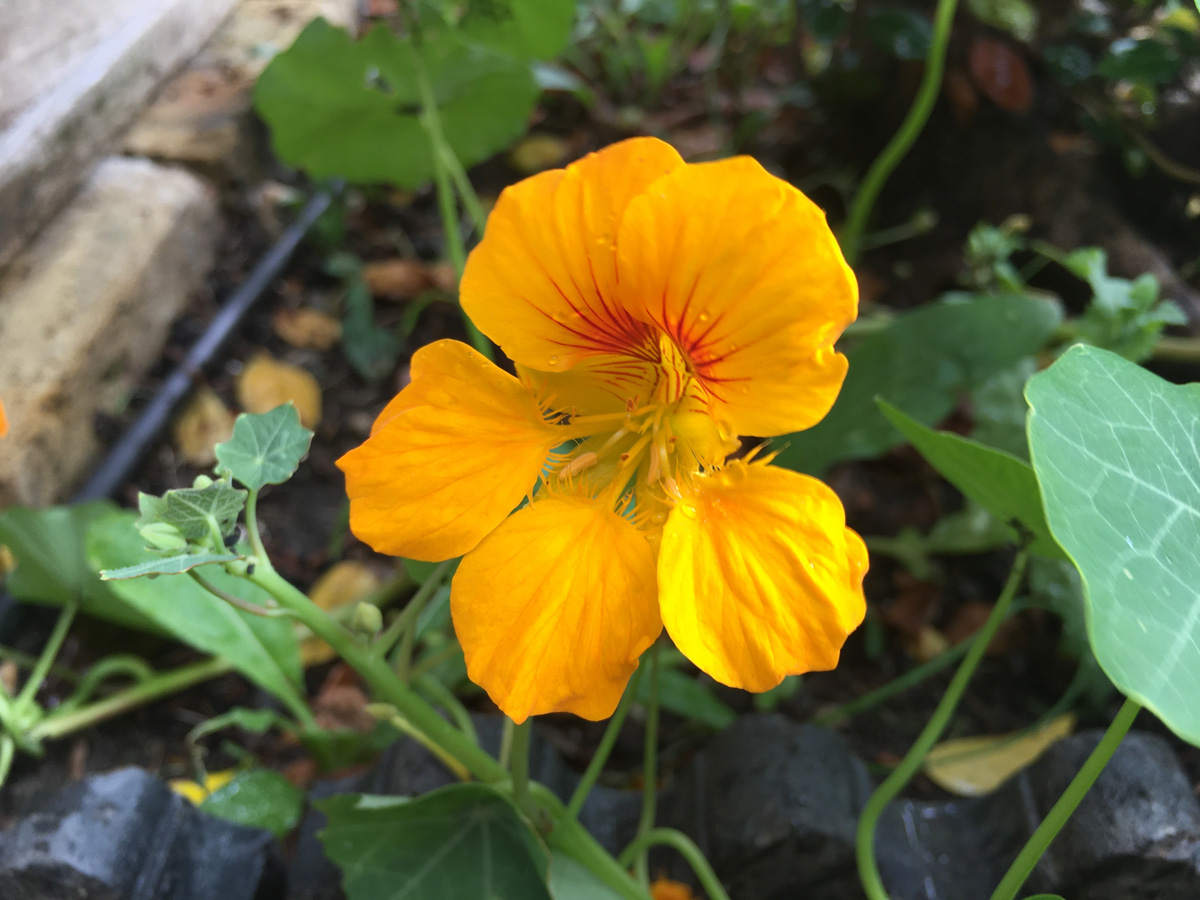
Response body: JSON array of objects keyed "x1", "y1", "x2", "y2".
[
  {"x1": 856, "y1": 550, "x2": 1028, "y2": 900},
  {"x1": 814, "y1": 640, "x2": 969, "y2": 727},
  {"x1": 385, "y1": 561, "x2": 452, "y2": 679},
  {"x1": 988, "y1": 696, "x2": 1140, "y2": 900},
  {"x1": 840, "y1": 0, "x2": 961, "y2": 263},
  {"x1": 564, "y1": 665, "x2": 646, "y2": 822},
  {"x1": 30, "y1": 657, "x2": 232, "y2": 742},
  {"x1": 248, "y1": 563, "x2": 506, "y2": 783},
  {"x1": 617, "y1": 828, "x2": 732, "y2": 900},
  {"x1": 14, "y1": 602, "x2": 77, "y2": 713},
  {"x1": 245, "y1": 489, "x2": 267, "y2": 561},
  {"x1": 633, "y1": 643, "x2": 660, "y2": 885},
  {"x1": 413, "y1": 674, "x2": 478, "y2": 744},
  {"x1": 54, "y1": 655, "x2": 157, "y2": 714}
]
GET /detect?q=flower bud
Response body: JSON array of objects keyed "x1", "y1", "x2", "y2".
[{"x1": 351, "y1": 602, "x2": 383, "y2": 636}]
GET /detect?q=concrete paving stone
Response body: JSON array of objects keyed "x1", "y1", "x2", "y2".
[
  {"x1": 0, "y1": 0, "x2": 239, "y2": 266},
  {"x1": 0, "y1": 157, "x2": 220, "y2": 507},
  {"x1": 123, "y1": 0, "x2": 360, "y2": 179}
]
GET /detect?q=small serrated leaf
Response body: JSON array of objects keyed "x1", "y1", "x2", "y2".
[
  {"x1": 144, "y1": 479, "x2": 247, "y2": 541},
  {"x1": 100, "y1": 552, "x2": 241, "y2": 581},
  {"x1": 215, "y1": 404, "x2": 314, "y2": 490}
]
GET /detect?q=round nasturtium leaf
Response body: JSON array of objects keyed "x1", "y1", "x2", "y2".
[{"x1": 1026, "y1": 344, "x2": 1200, "y2": 746}]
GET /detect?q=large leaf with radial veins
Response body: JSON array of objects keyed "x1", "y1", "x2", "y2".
[{"x1": 1026, "y1": 344, "x2": 1200, "y2": 746}]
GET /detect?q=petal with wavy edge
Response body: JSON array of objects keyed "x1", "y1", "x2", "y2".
[
  {"x1": 461, "y1": 137, "x2": 683, "y2": 371},
  {"x1": 338, "y1": 340, "x2": 559, "y2": 561},
  {"x1": 452, "y1": 496, "x2": 661, "y2": 722},
  {"x1": 616, "y1": 156, "x2": 857, "y2": 437},
  {"x1": 658, "y1": 462, "x2": 867, "y2": 691}
]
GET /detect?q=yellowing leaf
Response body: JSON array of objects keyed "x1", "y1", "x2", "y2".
[
  {"x1": 273, "y1": 307, "x2": 342, "y2": 351},
  {"x1": 236, "y1": 354, "x2": 322, "y2": 428},
  {"x1": 924, "y1": 714, "x2": 1075, "y2": 796},
  {"x1": 173, "y1": 388, "x2": 236, "y2": 466},
  {"x1": 301, "y1": 561, "x2": 382, "y2": 666},
  {"x1": 170, "y1": 768, "x2": 236, "y2": 804}
]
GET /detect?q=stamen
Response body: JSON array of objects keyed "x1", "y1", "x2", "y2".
[{"x1": 558, "y1": 452, "x2": 599, "y2": 481}]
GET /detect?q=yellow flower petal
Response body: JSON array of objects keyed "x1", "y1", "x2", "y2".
[
  {"x1": 451, "y1": 496, "x2": 661, "y2": 722},
  {"x1": 461, "y1": 137, "x2": 684, "y2": 371},
  {"x1": 338, "y1": 340, "x2": 559, "y2": 561},
  {"x1": 659, "y1": 462, "x2": 867, "y2": 691},
  {"x1": 616, "y1": 155, "x2": 856, "y2": 437}
]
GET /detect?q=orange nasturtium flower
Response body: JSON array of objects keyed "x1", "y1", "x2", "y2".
[
  {"x1": 338, "y1": 137, "x2": 867, "y2": 723},
  {"x1": 0, "y1": 395, "x2": 8, "y2": 438}
]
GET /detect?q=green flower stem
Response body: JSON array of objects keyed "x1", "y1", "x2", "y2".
[
  {"x1": 531, "y1": 783, "x2": 652, "y2": 900},
  {"x1": 248, "y1": 562, "x2": 506, "y2": 783},
  {"x1": 14, "y1": 602, "x2": 77, "y2": 715},
  {"x1": 617, "y1": 828, "x2": 732, "y2": 900},
  {"x1": 439, "y1": 143, "x2": 488, "y2": 235},
  {"x1": 564, "y1": 665, "x2": 646, "y2": 822},
  {"x1": 840, "y1": 0, "x2": 961, "y2": 264},
  {"x1": 509, "y1": 718, "x2": 534, "y2": 818},
  {"x1": 0, "y1": 735, "x2": 14, "y2": 789},
  {"x1": 632, "y1": 643, "x2": 661, "y2": 885},
  {"x1": 857, "y1": 550, "x2": 1028, "y2": 900},
  {"x1": 30, "y1": 656, "x2": 232, "y2": 742},
  {"x1": 814, "y1": 640, "x2": 969, "y2": 727},
  {"x1": 410, "y1": 33, "x2": 492, "y2": 359},
  {"x1": 988, "y1": 696, "x2": 1141, "y2": 900},
  {"x1": 413, "y1": 674, "x2": 478, "y2": 744},
  {"x1": 382, "y1": 560, "x2": 453, "y2": 679},
  {"x1": 54, "y1": 655, "x2": 156, "y2": 714}
]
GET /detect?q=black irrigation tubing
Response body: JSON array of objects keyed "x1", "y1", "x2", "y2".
[{"x1": 0, "y1": 186, "x2": 339, "y2": 641}]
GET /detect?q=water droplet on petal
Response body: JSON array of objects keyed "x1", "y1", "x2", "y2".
[{"x1": 548, "y1": 355, "x2": 558, "y2": 364}]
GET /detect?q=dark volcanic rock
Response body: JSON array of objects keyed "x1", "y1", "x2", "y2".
[{"x1": 0, "y1": 766, "x2": 282, "y2": 900}]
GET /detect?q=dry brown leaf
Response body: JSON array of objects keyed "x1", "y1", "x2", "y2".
[
  {"x1": 301, "y1": 561, "x2": 382, "y2": 667},
  {"x1": 906, "y1": 624, "x2": 951, "y2": 663},
  {"x1": 969, "y1": 38, "x2": 1032, "y2": 114},
  {"x1": 272, "y1": 307, "x2": 342, "y2": 351},
  {"x1": 173, "y1": 387, "x2": 236, "y2": 466},
  {"x1": 924, "y1": 714, "x2": 1076, "y2": 796},
  {"x1": 363, "y1": 258, "x2": 431, "y2": 301},
  {"x1": 236, "y1": 354, "x2": 322, "y2": 428},
  {"x1": 312, "y1": 663, "x2": 376, "y2": 733},
  {"x1": 508, "y1": 133, "x2": 569, "y2": 174},
  {"x1": 428, "y1": 262, "x2": 458, "y2": 293}
]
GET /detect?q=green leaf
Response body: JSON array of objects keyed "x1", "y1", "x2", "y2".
[
  {"x1": 142, "y1": 479, "x2": 247, "y2": 542},
  {"x1": 201, "y1": 769, "x2": 305, "y2": 839},
  {"x1": 1097, "y1": 37, "x2": 1182, "y2": 85},
  {"x1": 341, "y1": 279, "x2": 401, "y2": 383},
  {"x1": 0, "y1": 502, "x2": 157, "y2": 632},
  {"x1": 636, "y1": 667, "x2": 736, "y2": 730},
  {"x1": 865, "y1": 8, "x2": 932, "y2": 59},
  {"x1": 1026, "y1": 345, "x2": 1200, "y2": 745},
  {"x1": 548, "y1": 851, "x2": 625, "y2": 899},
  {"x1": 215, "y1": 404, "x2": 314, "y2": 490},
  {"x1": 318, "y1": 784, "x2": 553, "y2": 900},
  {"x1": 100, "y1": 552, "x2": 241, "y2": 581},
  {"x1": 459, "y1": 0, "x2": 575, "y2": 60},
  {"x1": 774, "y1": 293, "x2": 1061, "y2": 475},
  {"x1": 877, "y1": 399, "x2": 1063, "y2": 558},
  {"x1": 965, "y1": 0, "x2": 1038, "y2": 42},
  {"x1": 255, "y1": 20, "x2": 539, "y2": 188},
  {"x1": 86, "y1": 511, "x2": 305, "y2": 705}
]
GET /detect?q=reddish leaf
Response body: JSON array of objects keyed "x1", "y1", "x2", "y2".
[{"x1": 968, "y1": 39, "x2": 1032, "y2": 113}]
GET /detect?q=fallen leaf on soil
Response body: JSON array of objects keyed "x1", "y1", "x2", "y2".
[
  {"x1": 944, "y1": 66, "x2": 979, "y2": 125},
  {"x1": 881, "y1": 573, "x2": 940, "y2": 636},
  {"x1": 906, "y1": 624, "x2": 951, "y2": 663},
  {"x1": 272, "y1": 307, "x2": 342, "y2": 351},
  {"x1": 428, "y1": 262, "x2": 458, "y2": 293},
  {"x1": 508, "y1": 133, "x2": 569, "y2": 173},
  {"x1": 651, "y1": 879, "x2": 696, "y2": 900},
  {"x1": 302, "y1": 561, "x2": 382, "y2": 667},
  {"x1": 924, "y1": 714, "x2": 1075, "y2": 796},
  {"x1": 968, "y1": 38, "x2": 1032, "y2": 113},
  {"x1": 943, "y1": 600, "x2": 1026, "y2": 656},
  {"x1": 363, "y1": 258, "x2": 431, "y2": 301},
  {"x1": 170, "y1": 768, "x2": 236, "y2": 805},
  {"x1": 173, "y1": 387, "x2": 236, "y2": 466},
  {"x1": 236, "y1": 354, "x2": 322, "y2": 428},
  {"x1": 313, "y1": 663, "x2": 376, "y2": 733}
]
